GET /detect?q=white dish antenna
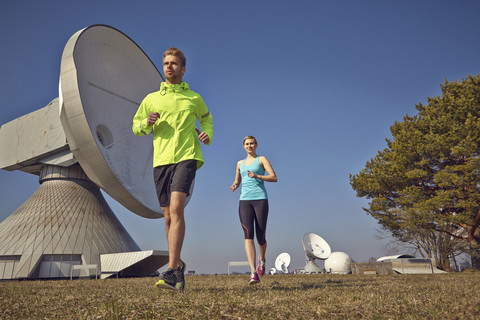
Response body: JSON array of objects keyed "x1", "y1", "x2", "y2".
[
  {"x1": 302, "y1": 232, "x2": 332, "y2": 273},
  {"x1": 275, "y1": 252, "x2": 291, "y2": 274},
  {"x1": 59, "y1": 25, "x2": 194, "y2": 219}
]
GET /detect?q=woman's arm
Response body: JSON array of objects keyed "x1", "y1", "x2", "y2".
[
  {"x1": 252, "y1": 156, "x2": 277, "y2": 182},
  {"x1": 230, "y1": 160, "x2": 242, "y2": 191}
]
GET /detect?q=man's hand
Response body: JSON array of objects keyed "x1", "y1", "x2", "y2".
[
  {"x1": 147, "y1": 112, "x2": 160, "y2": 126},
  {"x1": 195, "y1": 128, "x2": 210, "y2": 144}
]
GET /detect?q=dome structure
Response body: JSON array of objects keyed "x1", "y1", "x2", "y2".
[{"x1": 324, "y1": 251, "x2": 352, "y2": 274}]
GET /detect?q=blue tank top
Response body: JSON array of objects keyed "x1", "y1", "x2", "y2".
[{"x1": 240, "y1": 157, "x2": 268, "y2": 200}]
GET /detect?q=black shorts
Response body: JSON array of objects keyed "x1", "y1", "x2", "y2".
[{"x1": 153, "y1": 160, "x2": 197, "y2": 207}]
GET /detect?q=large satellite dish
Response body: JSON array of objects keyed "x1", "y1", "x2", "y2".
[
  {"x1": 59, "y1": 25, "x2": 192, "y2": 218},
  {"x1": 302, "y1": 232, "x2": 331, "y2": 273},
  {"x1": 275, "y1": 252, "x2": 291, "y2": 274},
  {"x1": 0, "y1": 25, "x2": 184, "y2": 280}
]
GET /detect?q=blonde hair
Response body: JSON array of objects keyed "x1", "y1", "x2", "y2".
[
  {"x1": 243, "y1": 135, "x2": 258, "y2": 145},
  {"x1": 163, "y1": 47, "x2": 186, "y2": 67}
]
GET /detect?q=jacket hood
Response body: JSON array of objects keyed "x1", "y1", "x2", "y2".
[{"x1": 160, "y1": 81, "x2": 189, "y2": 92}]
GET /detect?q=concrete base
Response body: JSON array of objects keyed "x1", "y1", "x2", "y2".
[
  {"x1": 0, "y1": 165, "x2": 142, "y2": 280},
  {"x1": 304, "y1": 260, "x2": 323, "y2": 274}
]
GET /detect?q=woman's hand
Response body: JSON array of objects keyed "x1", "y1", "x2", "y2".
[
  {"x1": 247, "y1": 170, "x2": 257, "y2": 179},
  {"x1": 230, "y1": 183, "x2": 238, "y2": 192}
]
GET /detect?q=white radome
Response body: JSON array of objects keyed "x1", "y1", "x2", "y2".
[{"x1": 324, "y1": 251, "x2": 352, "y2": 274}]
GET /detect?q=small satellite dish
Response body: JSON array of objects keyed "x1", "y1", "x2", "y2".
[
  {"x1": 275, "y1": 252, "x2": 291, "y2": 274},
  {"x1": 324, "y1": 251, "x2": 352, "y2": 274},
  {"x1": 59, "y1": 25, "x2": 194, "y2": 219},
  {"x1": 302, "y1": 232, "x2": 332, "y2": 273},
  {"x1": 268, "y1": 267, "x2": 277, "y2": 275}
]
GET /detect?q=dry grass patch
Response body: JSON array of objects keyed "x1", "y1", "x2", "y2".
[{"x1": 0, "y1": 273, "x2": 479, "y2": 319}]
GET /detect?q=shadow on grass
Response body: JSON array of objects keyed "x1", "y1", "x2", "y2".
[
  {"x1": 184, "y1": 278, "x2": 372, "y2": 294},
  {"x1": 269, "y1": 279, "x2": 371, "y2": 291}
]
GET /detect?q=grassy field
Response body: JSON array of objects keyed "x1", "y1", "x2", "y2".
[{"x1": 0, "y1": 272, "x2": 479, "y2": 319}]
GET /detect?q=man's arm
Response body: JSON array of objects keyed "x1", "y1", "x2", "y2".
[
  {"x1": 195, "y1": 96, "x2": 213, "y2": 145},
  {"x1": 132, "y1": 100, "x2": 154, "y2": 136}
]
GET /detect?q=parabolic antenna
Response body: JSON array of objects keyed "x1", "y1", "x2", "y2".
[
  {"x1": 0, "y1": 25, "x2": 181, "y2": 280},
  {"x1": 324, "y1": 252, "x2": 352, "y2": 274},
  {"x1": 302, "y1": 232, "x2": 332, "y2": 274},
  {"x1": 59, "y1": 25, "x2": 193, "y2": 218},
  {"x1": 303, "y1": 233, "x2": 331, "y2": 260},
  {"x1": 275, "y1": 252, "x2": 291, "y2": 274}
]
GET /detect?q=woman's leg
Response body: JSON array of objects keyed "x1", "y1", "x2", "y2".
[
  {"x1": 258, "y1": 241, "x2": 267, "y2": 262},
  {"x1": 254, "y1": 199, "x2": 269, "y2": 261},
  {"x1": 244, "y1": 239, "x2": 256, "y2": 273},
  {"x1": 239, "y1": 201, "x2": 256, "y2": 273}
]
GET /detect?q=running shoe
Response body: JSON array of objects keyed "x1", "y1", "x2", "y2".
[
  {"x1": 249, "y1": 272, "x2": 260, "y2": 285},
  {"x1": 257, "y1": 257, "x2": 266, "y2": 276},
  {"x1": 175, "y1": 260, "x2": 186, "y2": 292},
  {"x1": 155, "y1": 268, "x2": 177, "y2": 290}
]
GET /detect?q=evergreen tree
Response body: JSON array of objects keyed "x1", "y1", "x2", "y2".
[{"x1": 350, "y1": 75, "x2": 480, "y2": 269}]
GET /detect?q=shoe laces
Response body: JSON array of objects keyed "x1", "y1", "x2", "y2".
[{"x1": 163, "y1": 268, "x2": 175, "y2": 276}]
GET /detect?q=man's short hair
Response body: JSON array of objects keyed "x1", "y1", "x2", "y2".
[{"x1": 163, "y1": 47, "x2": 186, "y2": 67}]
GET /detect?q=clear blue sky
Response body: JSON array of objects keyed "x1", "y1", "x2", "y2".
[{"x1": 1, "y1": 1, "x2": 479, "y2": 274}]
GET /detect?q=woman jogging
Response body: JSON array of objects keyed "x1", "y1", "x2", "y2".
[{"x1": 230, "y1": 136, "x2": 277, "y2": 284}]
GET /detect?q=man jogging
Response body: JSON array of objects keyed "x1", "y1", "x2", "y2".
[{"x1": 132, "y1": 47, "x2": 213, "y2": 292}]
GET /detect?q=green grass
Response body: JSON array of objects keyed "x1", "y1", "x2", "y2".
[{"x1": 0, "y1": 273, "x2": 479, "y2": 319}]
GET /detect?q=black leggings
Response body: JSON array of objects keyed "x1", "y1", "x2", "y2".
[{"x1": 239, "y1": 199, "x2": 269, "y2": 245}]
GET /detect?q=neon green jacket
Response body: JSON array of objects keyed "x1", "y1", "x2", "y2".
[{"x1": 132, "y1": 81, "x2": 213, "y2": 169}]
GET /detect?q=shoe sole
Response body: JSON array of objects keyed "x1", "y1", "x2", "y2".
[
  {"x1": 249, "y1": 280, "x2": 260, "y2": 285},
  {"x1": 155, "y1": 279, "x2": 176, "y2": 290},
  {"x1": 175, "y1": 282, "x2": 185, "y2": 292}
]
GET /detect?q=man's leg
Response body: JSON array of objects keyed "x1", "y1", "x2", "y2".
[
  {"x1": 156, "y1": 160, "x2": 195, "y2": 291},
  {"x1": 162, "y1": 206, "x2": 171, "y2": 244},
  {"x1": 165, "y1": 191, "x2": 186, "y2": 270},
  {"x1": 156, "y1": 191, "x2": 186, "y2": 291}
]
